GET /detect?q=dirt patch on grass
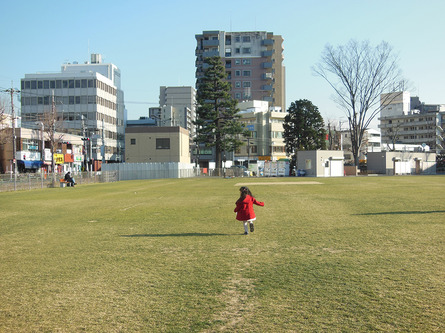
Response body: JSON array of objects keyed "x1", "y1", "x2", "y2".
[
  {"x1": 235, "y1": 181, "x2": 322, "y2": 186},
  {"x1": 203, "y1": 265, "x2": 255, "y2": 332}
]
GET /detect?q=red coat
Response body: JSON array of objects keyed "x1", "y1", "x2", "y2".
[{"x1": 234, "y1": 195, "x2": 264, "y2": 221}]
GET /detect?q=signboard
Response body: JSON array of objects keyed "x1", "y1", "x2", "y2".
[
  {"x1": 246, "y1": 125, "x2": 255, "y2": 131},
  {"x1": 44, "y1": 149, "x2": 52, "y2": 161},
  {"x1": 54, "y1": 153, "x2": 64, "y2": 164},
  {"x1": 16, "y1": 151, "x2": 41, "y2": 161}
]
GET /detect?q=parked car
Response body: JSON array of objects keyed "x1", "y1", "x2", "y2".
[{"x1": 230, "y1": 165, "x2": 249, "y2": 177}]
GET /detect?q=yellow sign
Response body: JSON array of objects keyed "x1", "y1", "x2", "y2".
[
  {"x1": 54, "y1": 154, "x2": 64, "y2": 164},
  {"x1": 258, "y1": 156, "x2": 271, "y2": 161}
]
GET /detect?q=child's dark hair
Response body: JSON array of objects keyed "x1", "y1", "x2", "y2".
[{"x1": 239, "y1": 186, "x2": 253, "y2": 200}]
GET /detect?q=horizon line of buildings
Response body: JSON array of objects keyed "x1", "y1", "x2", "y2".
[{"x1": 1, "y1": 29, "x2": 445, "y2": 174}]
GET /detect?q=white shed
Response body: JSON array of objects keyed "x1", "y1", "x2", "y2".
[{"x1": 297, "y1": 150, "x2": 344, "y2": 177}]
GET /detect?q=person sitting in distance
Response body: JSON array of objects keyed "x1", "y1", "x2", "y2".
[{"x1": 64, "y1": 171, "x2": 76, "y2": 187}]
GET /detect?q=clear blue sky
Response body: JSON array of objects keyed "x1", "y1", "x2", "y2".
[{"x1": 1, "y1": 0, "x2": 444, "y2": 129}]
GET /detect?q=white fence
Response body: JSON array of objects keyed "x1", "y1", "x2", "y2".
[{"x1": 101, "y1": 162, "x2": 196, "y2": 181}]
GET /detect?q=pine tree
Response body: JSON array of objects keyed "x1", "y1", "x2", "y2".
[
  {"x1": 283, "y1": 99, "x2": 327, "y2": 169},
  {"x1": 195, "y1": 56, "x2": 248, "y2": 171}
]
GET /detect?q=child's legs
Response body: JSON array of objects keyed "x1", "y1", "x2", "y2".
[{"x1": 242, "y1": 221, "x2": 249, "y2": 233}]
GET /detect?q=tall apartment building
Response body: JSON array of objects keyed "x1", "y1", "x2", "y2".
[
  {"x1": 235, "y1": 100, "x2": 287, "y2": 163},
  {"x1": 379, "y1": 91, "x2": 445, "y2": 152},
  {"x1": 20, "y1": 54, "x2": 125, "y2": 167},
  {"x1": 154, "y1": 86, "x2": 196, "y2": 138},
  {"x1": 195, "y1": 31, "x2": 285, "y2": 111}
]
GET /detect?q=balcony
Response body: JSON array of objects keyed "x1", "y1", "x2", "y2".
[
  {"x1": 262, "y1": 73, "x2": 273, "y2": 80},
  {"x1": 262, "y1": 62, "x2": 273, "y2": 69},
  {"x1": 203, "y1": 39, "x2": 220, "y2": 47},
  {"x1": 203, "y1": 50, "x2": 219, "y2": 58},
  {"x1": 261, "y1": 39, "x2": 274, "y2": 46},
  {"x1": 262, "y1": 85, "x2": 273, "y2": 91},
  {"x1": 262, "y1": 50, "x2": 274, "y2": 57}
]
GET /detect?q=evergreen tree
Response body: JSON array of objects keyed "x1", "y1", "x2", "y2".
[
  {"x1": 283, "y1": 99, "x2": 327, "y2": 169},
  {"x1": 195, "y1": 56, "x2": 248, "y2": 171}
]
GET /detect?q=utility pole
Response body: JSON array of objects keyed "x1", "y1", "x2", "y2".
[
  {"x1": 101, "y1": 118, "x2": 105, "y2": 166},
  {"x1": 5, "y1": 85, "x2": 20, "y2": 190},
  {"x1": 51, "y1": 91, "x2": 56, "y2": 183}
]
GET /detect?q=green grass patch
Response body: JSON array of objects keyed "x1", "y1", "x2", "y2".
[{"x1": 0, "y1": 176, "x2": 444, "y2": 332}]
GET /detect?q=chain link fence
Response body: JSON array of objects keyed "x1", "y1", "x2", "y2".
[
  {"x1": 0, "y1": 172, "x2": 103, "y2": 192},
  {"x1": 0, "y1": 165, "x2": 262, "y2": 193}
]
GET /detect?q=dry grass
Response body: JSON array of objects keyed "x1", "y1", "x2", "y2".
[{"x1": 0, "y1": 176, "x2": 444, "y2": 332}]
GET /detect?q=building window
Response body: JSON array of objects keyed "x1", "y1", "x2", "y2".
[
  {"x1": 156, "y1": 138, "x2": 170, "y2": 149},
  {"x1": 235, "y1": 93, "x2": 241, "y2": 99},
  {"x1": 235, "y1": 36, "x2": 241, "y2": 42},
  {"x1": 235, "y1": 81, "x2": 241, "y2": 88},
  {"x1": 243, "y1": 81, "x2": 251, "y2": 88},
  {"x1": 130, "y1": 139, "x2": 136, "y2": 145},
  {"x1": 235, "y1": 59, "x2": 241, "y2": 65},
  {"x1": 243, "y1": 70, "x2": 251, "y2": 77},
  {"x1": 242, "y1": 59, "x2": 251, "y2": 65},
  {"x1": 235, "y1": 70, "x2": 241, "y2": 77},
  {"x1": 242, "y1": 36, "x2": 251, "y2": 43},
  {"x1": 242, "y1": 48, "x2": 251, "y2": 54}
]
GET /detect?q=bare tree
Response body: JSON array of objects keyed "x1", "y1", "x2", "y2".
[
  {"x1": 313, "y1": 40, "x2": 404, "y2": 165},
  {"x1": 41, "y1": 95, "x2": 64, "y2": 183},
  {"x1": 386, "y1": 121, "x2": 402, "y2": 151},
  {"x1": 0, "y1": 98, "x2": 11, "y2": 146}
]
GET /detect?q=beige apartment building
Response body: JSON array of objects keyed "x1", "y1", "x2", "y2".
[
  {"x1": 125, "y1": 126, "x2": 190, "y2": 164},
  {"x1": 195, "y1": 31, "x2": 285, "y2": 111},
  {"x1": 235, "y1": 100, "x2": 287, "y2": 163}
]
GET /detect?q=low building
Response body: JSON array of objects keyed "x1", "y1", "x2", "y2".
[
  {"x1": 125, "y1": 126, "x2": 190, "y2": 164},
  {"x1": 297, "y1": 150, "x2": 344, "y2": 177},
  {"x1": 0, "y1": 127, "x2": 84, "y2": 173},
  {"x1": 367, "y1": 151, "x2": 436, "y2": 175}
]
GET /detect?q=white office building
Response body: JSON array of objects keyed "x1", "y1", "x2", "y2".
[{"x1": 20, "y1": 54, "x2": 125, "y2": 168}]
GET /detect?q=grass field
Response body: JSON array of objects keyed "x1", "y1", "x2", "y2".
[{"x1": 0, "y1": 176, "x2": 444, "y2": 332}]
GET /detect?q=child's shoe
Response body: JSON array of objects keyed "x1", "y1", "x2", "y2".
[{"x1": 249, "y1": 223, "x2": 254, "y2": 232}]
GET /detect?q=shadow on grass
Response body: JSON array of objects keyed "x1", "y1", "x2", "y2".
[
  {"x1": 356, "y1": 210, "x2": 445, "y2": 216},
  {"x1": 120, "y1": 232, "x2": 238, "y2": 238}
]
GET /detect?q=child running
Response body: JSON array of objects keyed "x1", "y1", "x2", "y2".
[{"x1": 234, "y1": 186, "x2": 265, "y2": 235}]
